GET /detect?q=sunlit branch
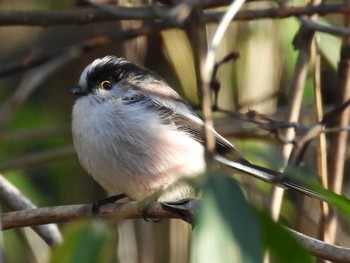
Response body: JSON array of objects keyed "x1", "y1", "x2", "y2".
[
  {"x1": 2, "y1": 199, "x2": 350, "y2": 262},
  {"x1": 0, "y1": 3, "x2": 350, "y2": 27}
]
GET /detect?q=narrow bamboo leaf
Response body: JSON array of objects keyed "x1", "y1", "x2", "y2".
[
  {"x1": 192, "y1": 171, "x2": 262, "y2": 263},
  {"x1": 50, "y1": 221, "x2": 114, "y2": 263},
  {"x1": 255, "y1": 209, "x2": 313, "y2": 263}
]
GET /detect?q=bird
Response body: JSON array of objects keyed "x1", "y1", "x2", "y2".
[{"x1": 71, "y1": 55, "x2": 324, "y2": 203}]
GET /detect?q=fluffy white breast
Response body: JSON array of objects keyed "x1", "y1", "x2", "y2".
[{"x1": 72, "y1": 94, "x2": 206, "y2": 201}]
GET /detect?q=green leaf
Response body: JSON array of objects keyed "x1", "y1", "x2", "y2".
[
  {"x1": 191, "y1": 171, "x2": 262, "y2": 263},
  {"x1": 256, "y1": 209, "x2": 313, "y2": 263},
  {"x1": 284, "y1": 165, "x2": 350, "y2": 218},
  {"x1": 252, "y1": 151, "x2": 350, "y2": 219},
  {"x1": 50, "y1": 221, "x2": 116, "y2": 263},
  {"x1": 317, "y1": 28, "x2": 341, "y2": 69}
]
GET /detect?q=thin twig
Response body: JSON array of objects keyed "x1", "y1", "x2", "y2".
[
  {"x1": 288, "y1": 228, "x2": 350, "y2": 263},
  {"x1": 0, "y1": 145, "x2": 76, "y2": 172},
  {"x1": 268, "y1": 3, "x2": 316, "y2": 220},
  {"x1": 0, "y1": 7, "x2": 167, "y2": 26},
  {"x1": 189, "y1": 4, "x2": 213, "y2": 161},
  {"x1": 1, "y1": 126, "x2": 70, "y2": 141},
  {"x1": 0, "y1": 22, "x2": 173, "y2": 78},
  {"x1": 0, "y1": 175, "x2": 62, "y2": 246},
  {"x1": 299, "y1": 16, "x2": 350, "y2": 37},
  {"x1": 201, "y1": 0, "x2": 246, "y2": 160},
  {"x1": 87, "y1": 0, "x2": 200, "y2": 25},
  {"x1": 1, "y1": 4, "x2": 350, "y2": 26},
  {"x1": 0, "y1": 50, "x2": 80, "y2": 133},
  {"x1": 311, "y1": 38, "x2": 329, "y2": 245},
  {"x1": 2, "y1": 6, "x2": 350, "y2": 79},
  {"x1": 327, "y1": 2, "x2": 350, "y2": 247},
  {"x1": 205, "y1": 3, "x2": 350, "y2": 22}
]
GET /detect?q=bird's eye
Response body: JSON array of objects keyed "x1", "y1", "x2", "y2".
[{"x1": 100, "y1": 80, "x2": 112, "y2": 90}]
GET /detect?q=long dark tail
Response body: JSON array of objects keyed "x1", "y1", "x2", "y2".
[{"x1": 215, "y1": 155, "x2": 326, "y2": 202}]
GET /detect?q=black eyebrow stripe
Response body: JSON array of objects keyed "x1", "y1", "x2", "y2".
[{"x1": 87, "y1": 59, "x2": 165, "y2": 88}]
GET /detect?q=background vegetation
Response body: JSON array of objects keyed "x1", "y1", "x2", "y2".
[{"x1": 1, "y1": 0, "x2": 350, "y2": 262}]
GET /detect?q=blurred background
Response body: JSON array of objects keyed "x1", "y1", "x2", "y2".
[{"x1": 0, "y1": 0, "x2": 348, "y2": 262}]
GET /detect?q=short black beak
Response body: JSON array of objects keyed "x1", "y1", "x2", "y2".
[{"x1": 71, "y1": 86, "x2": 89, "y2": 96}]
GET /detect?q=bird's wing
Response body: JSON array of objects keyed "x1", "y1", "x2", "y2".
[
  {"x1": 122, "y1": 93, "x2": 328, "y2": 202},
  {"x1": 122, "y1": 92, "x2": 237, "y2": 155}
]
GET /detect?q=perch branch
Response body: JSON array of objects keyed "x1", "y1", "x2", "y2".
[
  {"x1": 1, "y1": 200, "x2": 199, "y2": 230},
  {"x1": 2, "y1": 199, "x2": 350, "y2": 262}
]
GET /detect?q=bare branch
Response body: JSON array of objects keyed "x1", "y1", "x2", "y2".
[
  {"x1": 200, "y1": 0, "x2": 246, "y2": 161},
  {"x1": 0, "y1": 22, "x2": 171, "y2": 78},
  {"x1": 326, "y1": 6, "x2": 350, "y2": 247},
  {"x1": 205, "y1": 3, "x2": 350, "y2": 22},
  {"x1": 1, "y1": 3, "x2": 350, "y2": 27},
  {"x1": 267, "y1": 0, "x2": 318, "y2": 222},
  {"x1": 0, "y1": 7, "x2": 166, "y2": 26},
  {"x1": 0, "y1": 145, "x2": 76, "y2": 172},
  {"x1": 299, "y1": 16, "x2": 350, "y2": 37},
  {"x1": 0, "y1": 175, "x2": 62, "y2": 246},
  {"x1": 1, "y1": 126, "x2": 70, "y2": 141},
  {"x1": 1, "y1": 200, "x2": 198, "y2": 230},
  {"x1": 0, "y1": 51, "x2": 80, "y2": 132},
  {"x1": 288, "y1": 228, "x2": 350, "y2": 263},
  {"x1": 2, "y1": 199, "x2": 350, "y2": 262}
]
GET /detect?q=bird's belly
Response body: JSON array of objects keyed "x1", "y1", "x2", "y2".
[{"x1": 74, "y1": 120, "x2": 205, "y2": 201}]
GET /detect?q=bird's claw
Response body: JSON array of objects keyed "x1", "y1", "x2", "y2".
[{"x1": 92, "y1": 193, "x2": 127, "y2": 215}]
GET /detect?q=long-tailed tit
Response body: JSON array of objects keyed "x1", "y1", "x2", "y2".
[{"x1": 71, "y1": 56, "x2": 322, "y2": 202}]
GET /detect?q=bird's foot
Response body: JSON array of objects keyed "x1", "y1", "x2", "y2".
[{"x1": 92, "y1": 193, "x2": 127, "y2": 215}]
